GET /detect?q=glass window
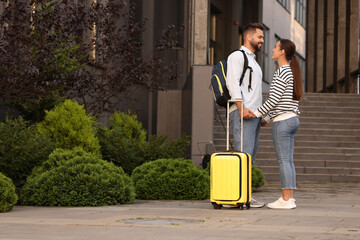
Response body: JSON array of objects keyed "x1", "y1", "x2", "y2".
[
  {"x1": 209, "y1": 5, "x2": 220, "y2": 65},
  {"x1": 257, "y1": 25, "x2": 269, "y2": 84},
  {"x1": 295, "y1": 0, "x2": 306, "y2": 27},
  {"x1": 209, "y1": 12, "x2": 216, "y2": 65},
  {"x1": 210, "y1": 13, "x2": 216, "y2": 42},
  {"x1": 277, "y1": 0, "x2": 290, "y2": 12},
  {"x1": 296, "y1": 52, "x2": 306, "y2": 90}
]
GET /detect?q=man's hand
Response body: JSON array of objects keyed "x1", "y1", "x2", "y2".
[
  {"x1": 234, "y1": 100, "x2": 256, "y2": 119},
  {"x1": 239, "y1": 107, "x2": 256, "y2": 119}
]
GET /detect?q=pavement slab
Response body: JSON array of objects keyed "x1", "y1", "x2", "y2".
[{"x1": 0, "y1": 182, "x2": 359, "y2": 240}]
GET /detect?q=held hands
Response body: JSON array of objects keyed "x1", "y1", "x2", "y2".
[
  {"x1": 261, "y1": 118, "x2": 267, "y2": 127},
  {"x1": 239, "y1": 107, "x2": 257, "y2": 119}
]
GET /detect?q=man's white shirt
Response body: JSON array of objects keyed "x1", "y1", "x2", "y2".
[{"x1": 226, "y1": 46, "x2": 263, "y2": 113}]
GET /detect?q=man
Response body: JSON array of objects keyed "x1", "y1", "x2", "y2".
[{"x1": 226, "y1": 22, "x2": 266, "y2": 208}]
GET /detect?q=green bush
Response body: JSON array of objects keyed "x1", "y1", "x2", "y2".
[
  {"x1": 144, "y1": 134, "x2": 190, "y2": 162},
  {"x1": 21, "y1": 148, "x2": 135, "y2": 206},
  {"x1": 252, "y1": 166, "x2": 265, "y2": 191},
  {"x1": 37, "y1": 99, "x2": 101, "y2": 157},
  {"x1": 132, "y1": 158, "x2": 210, "y2": 200},
  {"x1": 99, "y1": 111, "x2": 190, "y2": 174},
  {"x1": 108, "y1": 111, "x2": 147, "y2": 143},
  {"x1": 0, "y1": 117, "x2": 55, "y2": 189},
  {"x1": 98, "y1": 111, "x2": 146, "y2": 174},
  {"x1": 0, "y1": 172, "x2": 18, "y2": 212}
]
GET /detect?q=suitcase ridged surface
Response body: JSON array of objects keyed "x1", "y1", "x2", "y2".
[{"x1": 210, "y1": 152, "x2": 252, "y2": 207}]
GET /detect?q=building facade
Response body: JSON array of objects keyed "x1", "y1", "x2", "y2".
[
  {"x1": 0, "y1": 0, "x2": 309, "y2": 164},
  {"x1": 306, "y1": 0, "x2": 359, "y2": 93},
  {"x1": 3, "y1": 1, "x2": 359, "y2": 165},
  {"x1": 132, "y1": 0, "x2": 309, "y2": 164}
]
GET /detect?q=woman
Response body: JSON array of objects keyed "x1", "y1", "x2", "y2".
[{"x1": 254, "y1": 39, "x2": 303, "y2": 209}]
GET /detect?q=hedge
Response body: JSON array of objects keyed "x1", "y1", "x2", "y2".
[
  {"x1": 132, "y1": 158, "x2": 210, "y2": 200},
  {"x1": 0, "y1": 172, "x2": 18, "y2": 212},
  {"x1": 21, "y1": 148, "x2": 135, "y2": 206}
]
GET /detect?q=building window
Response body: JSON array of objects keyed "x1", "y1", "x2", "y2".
[
  {"x1": 209, "y1": 12, "x2": 216, "y2": 65},
  {"x1": 209, "y1": 5, "x2": 220, "y2": 65},
  {"x1": 238, "y1": 30, "x2": 243, "y2": 49},
  {"x1": 258, "y1": 25, "x2": 269, "y2": 84},
  {"x1": 295, "y1": 0, "x2": 306, "y2": 27},
  {"x1": 296, "y1": 52, "x2": 306, "y2": 90},
  {"x1": 277, "y1": 0, "x2": 290, "y2": 12}
]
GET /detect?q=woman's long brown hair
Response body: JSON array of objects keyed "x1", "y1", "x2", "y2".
[{"x1": 280, "y1": 39, "x2": 303, "y2": 101}]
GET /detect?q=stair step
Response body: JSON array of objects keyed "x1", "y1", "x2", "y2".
[
  {"x1": 214, "y1": 123, "x2": 360, "y2": 131},
  {"x1": 258, "y1": 140, "x2": 360, "y2": 148},
  {"x1": 301, "y1": 94, "x2": 360, "y2": 100},
  {"x1": 214, "y1": 115, "x2": 359, "y2": 124},
  {"x1": 300, "y1": 101, "x2": 360, "y2": 107},
  {"x1": 258, "y1": 134, "x2": 360, "y2": 142},
  {"x1": 302, "y1": 93, "x2": 360, "y2": 97},
  {"x1": 296, "y1": 122, "x2": 360, "y2": 129},
  {"x1": 259, "y1": 166, "x2": 360, "y2": 175},
  {"x1": 256, "y1": 152, "x2": 360, "y2": 161},
  {"x1": 300, "y1": 112, "x2": 360, "y2": 118},
  {"x1": 257, "y1": 146, "x2": 360, "y2": 154},
  {"x1": 297, "y1": 117, "x2": 359, "y2": 124},
  {"x1": 298, "y1": 106, "x2": 360, "y2": 112},
  {"x1": 256, "y1": 159, "x2": 360, "y2": 168},
  {"x1": 214, "y1": 139, "x2": 360, "y2": 147},
  {"x1": 215, "y1": 128, "x2": 360, "y2": 136},
  {"x1": 262, "y1": 173, "x2": 360, "y2": 182}
]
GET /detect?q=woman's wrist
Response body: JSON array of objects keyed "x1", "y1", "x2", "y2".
[{"x1": 254, "y1": 110, "x2": 262, "y2": 118}]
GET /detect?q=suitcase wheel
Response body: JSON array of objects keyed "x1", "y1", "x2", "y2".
[
  {"x1": 212, "y1": 202, "x2": 222, "y2": 209},
  {"x1": 238, "y1": 204, "x2": 244, "y2": 210},
  {"x1": 245, "y1": 203, "x2": 250, "y2": 209}
]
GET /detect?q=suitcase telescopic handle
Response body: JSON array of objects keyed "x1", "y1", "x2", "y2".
[{"x1": 226, "y1": 100, "x2": 243, "y2": 152}]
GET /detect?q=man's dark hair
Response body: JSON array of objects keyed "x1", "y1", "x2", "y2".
[{"x1": 243, "y1": 23, "x2": 264, "y2": 37}]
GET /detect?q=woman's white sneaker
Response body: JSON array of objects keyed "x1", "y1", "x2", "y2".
[{"x1": 267, "y1": 197, "x2": 296, "y2": 209}]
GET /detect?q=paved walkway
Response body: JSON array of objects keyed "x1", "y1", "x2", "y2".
[{"x1": 1, "y1": 182, "x2": 360, "y2": 240}]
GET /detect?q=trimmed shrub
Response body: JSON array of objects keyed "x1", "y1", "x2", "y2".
[
  {"x1": 144, "y1": 134, "x2": 190, "y2": 162},
  {"x1": 98, "y1": 111, "x2": 147, "y2": 174},
  {"x1": 108, "y1": 111, "x2": 147, "y2": 143},
  {"x1": 252, "y1": 166, "x2": 265, "y2": 191},
  {"x1": 0, "y1": 117, "x2": 55, "y2": 189},
  {"x1": 99, "y1": 111, "x2": 190, "y2": 174},
  {"x1": 0, "y1": 172, "x2": 18, "y2": 212},
  {"x1": 132, "y1": 158, "x2": 210, "y2": 200},
  {"x1": 21, "y1": 148, "x2": 135, "y2": 206},
  {"x1": 37, "y1": 99, "x2": 101, "y2": 157}
]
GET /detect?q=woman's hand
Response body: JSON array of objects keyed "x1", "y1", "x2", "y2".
[{"x1": 261, "y1": 118, "x2": 267, "y2": 127}]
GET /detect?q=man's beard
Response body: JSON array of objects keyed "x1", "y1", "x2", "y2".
[{"x1": 251, "y1": 40, "x2": 262, "y2": 52}]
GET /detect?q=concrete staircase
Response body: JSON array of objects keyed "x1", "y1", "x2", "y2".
[{"x1": 213, "y1": 93, "x2": 360, "y2": 182}]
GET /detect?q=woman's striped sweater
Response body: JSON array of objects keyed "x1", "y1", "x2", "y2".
[{"x1": 256, "y1": 65, "x2": 300, "y2": 121}]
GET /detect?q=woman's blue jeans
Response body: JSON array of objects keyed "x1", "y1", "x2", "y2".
[{"x1": 272, "y1": 116, "x2": 300, "y2": 190}]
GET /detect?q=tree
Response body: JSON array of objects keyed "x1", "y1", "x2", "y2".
[
  {"x1": 0, "y1": 0, "x2": 184, "y2": 121},
  {"x1": 0, "y1": 0, "x2": 85, "y2": 121}
]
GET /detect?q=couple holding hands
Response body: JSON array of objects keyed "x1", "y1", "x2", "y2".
[{"x1": 226, "y1": 23, "x2": 303, "y2": 209}]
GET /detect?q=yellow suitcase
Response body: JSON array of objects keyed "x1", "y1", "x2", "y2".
[
  {"x1": 210, "y1": 151, "x2": 251, "y2": 209},
  {"x1": 210, "y1": 100, "x2": 252, "y2": 209}
]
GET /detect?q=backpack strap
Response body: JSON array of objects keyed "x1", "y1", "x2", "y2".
[
  {"x1": 239, "y1": 50, "x2": 253, "y2": 92},
  {"x1": 248, "y1": 68, "x2": 253, "y2": 92}
]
